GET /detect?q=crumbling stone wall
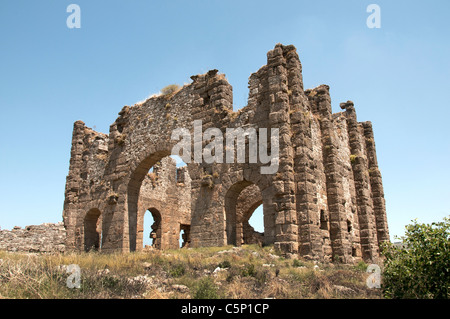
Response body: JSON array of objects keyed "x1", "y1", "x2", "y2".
[
  {"x1": 62, "y1": 44, "x2": 389, "y2": 263},
  {"x1": 0, "y1": 223, "x2": 66, "y2": 253}
]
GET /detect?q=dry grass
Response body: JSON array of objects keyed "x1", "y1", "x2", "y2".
[
  {"x1": 0, "y1": 245, "x2": 382, "y2": 299},
  {"x1": 160, "y1": 84, "x2": 181, "y2": 100}
]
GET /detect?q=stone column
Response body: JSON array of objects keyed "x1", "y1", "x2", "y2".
[
  {"x1": 308, "y1": 86, "x2": 352, "y2": 263},
  {"x1": 266, "y1": 44, "x2": 298, "y2": 257},
  {"x1": 285, "y1": 46, "x2": 323, "y2": 260},
  {"x1": 363, "y1": 121, "x2": 390, "y2": 246},
  {"x1": 102, "y1": 106, "x2": 134, "y2": 253},
  {"x1": 62, "y1": 120, "x2": 86, "y2": 251},
  {"x1": 189, "y1": 70, "x2": 234, "y2": 248},
  {"x1": 342, "y1": 101, "x2": 379, "y2": 262}
]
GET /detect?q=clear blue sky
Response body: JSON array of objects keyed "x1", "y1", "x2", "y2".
[{"x1": 1, "y1": 1, "x2": 449, "y2": 243}]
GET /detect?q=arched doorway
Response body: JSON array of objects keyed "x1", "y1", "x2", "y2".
[
  {"x1": 179, "y1": 224, "x2": 190, "y2": 248},
  {"x1": 225, "y1": 181, "x2": 274, "y2": 247},
  {"x1": 84, "y1": 208, "x2": 102, "y2": 252},
  {"x1": 128, "y1": 152, "x2": 189, "y2": 251},
  {"x1": 127, "y1": 151, "x2": 170, "y2": 252},
  {"x1": 143, "y1": 208, "x2": 162, "y2": 249}
]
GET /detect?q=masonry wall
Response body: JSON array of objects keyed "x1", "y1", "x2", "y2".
[
  {"x1": 0, "y1": 223, "x2": 66, "y2": 253},
  {"x1": 62, "y1": 43, "x2": 389, "y2": 263}
]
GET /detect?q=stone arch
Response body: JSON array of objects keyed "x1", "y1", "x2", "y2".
[
  {"x1": 145, "y1": 207, "x2": 162, "y2": 249},
  {"x1": 137, "y1": 201, "x2": 164, "y2": 250},
  {"x1": 235, "y1": 184, "x2": 264, "y2": 245},
  {"x1": 126, "y1": 149, "x2": 172, "y2": 252},
  {"x1": 225, "y1": 180, "x2": 252, "y2": 245},
  {"x1": 84, "y1": 208, "x2": 102, "y2": 252},
  {"x1": 223, "y1": 173, "x2": 275, "y2": 247}
]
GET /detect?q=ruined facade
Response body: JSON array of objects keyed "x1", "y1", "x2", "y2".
[{"x1": 62, "y1": 44, "x2": 389, "y2": 263}]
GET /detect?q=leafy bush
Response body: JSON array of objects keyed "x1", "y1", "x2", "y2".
[{"x1": 381, "y1": 217, "x2": 450, "y2": 299}]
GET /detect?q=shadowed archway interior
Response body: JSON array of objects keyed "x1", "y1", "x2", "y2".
[{"x1": 84, "y1": 208, "x2": 102, "y2": 252}]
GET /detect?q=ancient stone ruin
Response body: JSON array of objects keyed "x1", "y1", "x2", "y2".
[
  {"x1": 62, "y1": 44, "x2": 389, "y2": 263},
  {"x1": 0, "y1": 223, "x2": 66, "y2": 253}
]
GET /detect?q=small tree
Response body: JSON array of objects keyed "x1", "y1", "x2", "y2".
[{"x1": 381, "y1": 216, "x2": 450, "y2": 299}]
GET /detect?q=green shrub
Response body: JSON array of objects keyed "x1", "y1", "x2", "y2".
[
  {"x1": 293, "y1": 259, "x2": 305, "y2": 268},
  {"x1": 193, "y1": 277, "x2": 219, "y2": 299},
  {"x1": 381, "y1": 217, "x2": 450, "y2": 299},
  {"x1": 217, "y1": 260, "x2": 231, "y2": 269},
  {"x1": 169, "y1": 263, "x2": 186, "y2": 278},
  {"x1": 241, "y1": 263, "x2": 256, "y2": 277},
  {"x1": 355, "y1": 260, "x2": 368, "y2": 272}
]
